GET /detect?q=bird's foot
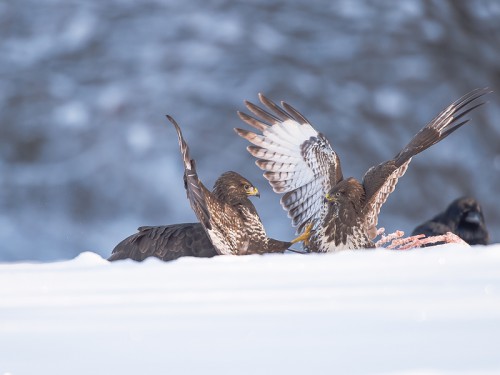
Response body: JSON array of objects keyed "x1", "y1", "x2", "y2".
[{"x1": 291, "y1": 223, "x2": 313, "y2": 247}]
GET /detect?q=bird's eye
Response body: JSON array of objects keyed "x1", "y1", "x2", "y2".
[
  {"x1": 335, "y1": 192, "x2": 341, "y2": 197},
  {"x1": 244, "y1": 184, "x2": 250, "y2": 190}
]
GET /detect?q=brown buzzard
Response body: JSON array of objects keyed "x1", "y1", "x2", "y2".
[
  {"x1": 167, "y1": 115, "x2": 309, "y2": 255},
  {"x1": 235, "y1": 88, "x2": 489, "y2": 252}
]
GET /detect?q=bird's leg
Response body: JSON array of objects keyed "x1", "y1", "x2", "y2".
[{"x1": 291, "y1": 223, "x2": 313, "y2": 247}]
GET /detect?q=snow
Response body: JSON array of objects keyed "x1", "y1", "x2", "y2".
[{"x1": 1, "y1": 245, "x2": 499, "y2": 375}]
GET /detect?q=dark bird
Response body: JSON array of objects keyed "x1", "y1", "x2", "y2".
[
  {"x1": 412, "y1": 197, "x2": 489, "y2": 246},
  {"x1": 108, "y1": 223, "x2": 217, "y2": 262},
  {"x1": 235, "y1": 88, "x2": 489, "y2": 252},
  {"x1": 166, "y1": 115, "x2": 309, "y2": 255}
]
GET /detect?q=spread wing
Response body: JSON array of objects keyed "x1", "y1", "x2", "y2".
[
  {"x1": 362, "y1": 88, "x2": 490, "y2": 236},
  {"x1": 235, "y1": 94, "x2": 343, "y2": 233},
  {"x1": 108, "y1": 223, "x2": 218, "y2": 262},
  {"x1": 361, "y1": 160, "x2": 411, "y2": 238}
]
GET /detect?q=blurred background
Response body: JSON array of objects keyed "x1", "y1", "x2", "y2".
[{"x1": 1, "y1": 0, "x2": 499, "y2": 261}]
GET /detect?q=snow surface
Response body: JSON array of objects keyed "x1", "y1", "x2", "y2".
[{"x1": 1, "y1": 245, "x2": 500, "y2": 375}]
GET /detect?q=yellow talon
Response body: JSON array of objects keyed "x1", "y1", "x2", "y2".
[{"x1": 291, "y1": 223, "x2": 313, "y2": 247}]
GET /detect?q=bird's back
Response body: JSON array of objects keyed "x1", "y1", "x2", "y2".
[{"x1": 108, "y1": 223, "x2": 218, "y2": 262}]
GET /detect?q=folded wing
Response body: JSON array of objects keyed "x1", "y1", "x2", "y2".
[{"x1": 108, "y1": 223, "x2": 218, "y2": 261}]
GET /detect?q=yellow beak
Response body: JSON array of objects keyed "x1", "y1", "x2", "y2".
[
  {"x1": 325, "y1": 193, "x2": 335, "y2": 203},
  {"x1": 247, "y1": 186, "x2": 260, "y2": 198}
]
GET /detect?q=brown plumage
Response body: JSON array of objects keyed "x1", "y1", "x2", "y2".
[
  {"x1": 167, "y1": 115, "x2": 308, "y2": 255},
  {"x1": 109, "y1": 119, "x2": 309, "y2": 263},
  {"x1": 108, "y1": 223, "x2": 217, "y2": 262},
  {"x1": 108, "y1": 166, "x2": 297, "y2": 261},
  {"x1": 235, "y1": 88, "x2": 489, "y2": 252}
]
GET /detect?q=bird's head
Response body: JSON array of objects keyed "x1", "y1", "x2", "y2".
[
  {"x1": 213, "y1": 171, "x2": 260, "y2": 204},
  {"x1": 325, "y1": 188, "x2": 343, "y2": 204},
  {"x1": 447, "y1": 197, "x2": 484, "y2": 226},
  {"x1": 325, "y1": 178, "x2": 364, "y2": 219},
  {"x1": 446, "y1": 197, "x2": 489, "y2": 245},
  {"x1": 325, "y1": 178, "x2": 363, "y2": 204}
]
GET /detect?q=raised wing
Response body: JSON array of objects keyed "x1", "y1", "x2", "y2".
[
  {"x1": 167, "y1": 115, "x2": 216, "y2": 231},
  {"x1": 362, "y1": 160, "x2": 410, "y2": 238},
  {"x1": 362, "y1": 88, "x2": 490, "y2": 236},
  {"x1": 235, "y1": 94, "x2": 343, "y2": 233}
]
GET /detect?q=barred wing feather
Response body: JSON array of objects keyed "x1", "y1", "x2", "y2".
[
  {"x1": 235, "y1": 94, "x2": 343, "y2": 233},
  {"x1": 361, "y1": 87, "x2": 490, "y2": 238}
]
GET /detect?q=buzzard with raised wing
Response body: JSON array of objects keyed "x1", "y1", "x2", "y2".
[
  {"x1": 235, "y1": 88, "x2": 489, "y2": 252},
  {"x1": 167, "y1": 115, "x2": 309, "y2": 255}
]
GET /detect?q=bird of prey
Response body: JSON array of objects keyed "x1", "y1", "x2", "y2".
[
  {"x1": 166, "y1": 115, "x2": 309, "y2": 255},
  {"x1": 108, "y1": 223, "x2": 217, "y2": 262},
  {"x1": 235, "y1": 88, "x2": 489, "y2": 252},
  {"x1": 412, "y1": 196, "x2": 489, "y2": 246}
]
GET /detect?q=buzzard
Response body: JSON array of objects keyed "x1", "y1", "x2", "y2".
[
  {"x1": 108, "y1": 223, "x2": 217, "y2": 262},
  {"x1": 235, "y1": 88, "x2": 489, "y2": 252},
  {"x1": 412, "y1": 197, "x2": 489, "y2": 246},
  {"x1": 167, "y1": 115, "x2": 309, "y2": 255}
]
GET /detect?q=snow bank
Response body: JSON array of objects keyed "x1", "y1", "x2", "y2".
[{"x1": 1, "y1": 245, "x2": 499, "y2": 374}]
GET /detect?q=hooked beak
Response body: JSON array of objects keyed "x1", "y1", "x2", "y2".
[
  {"x1": 464, "y1": 211, "x2": 482, "y2": 224},
  {"x1": 324, "y1": 193, "x2": 335, "y2": 203},
  {"x1": 247, "y1": 186, "x2": 260, "y2": 198}
]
